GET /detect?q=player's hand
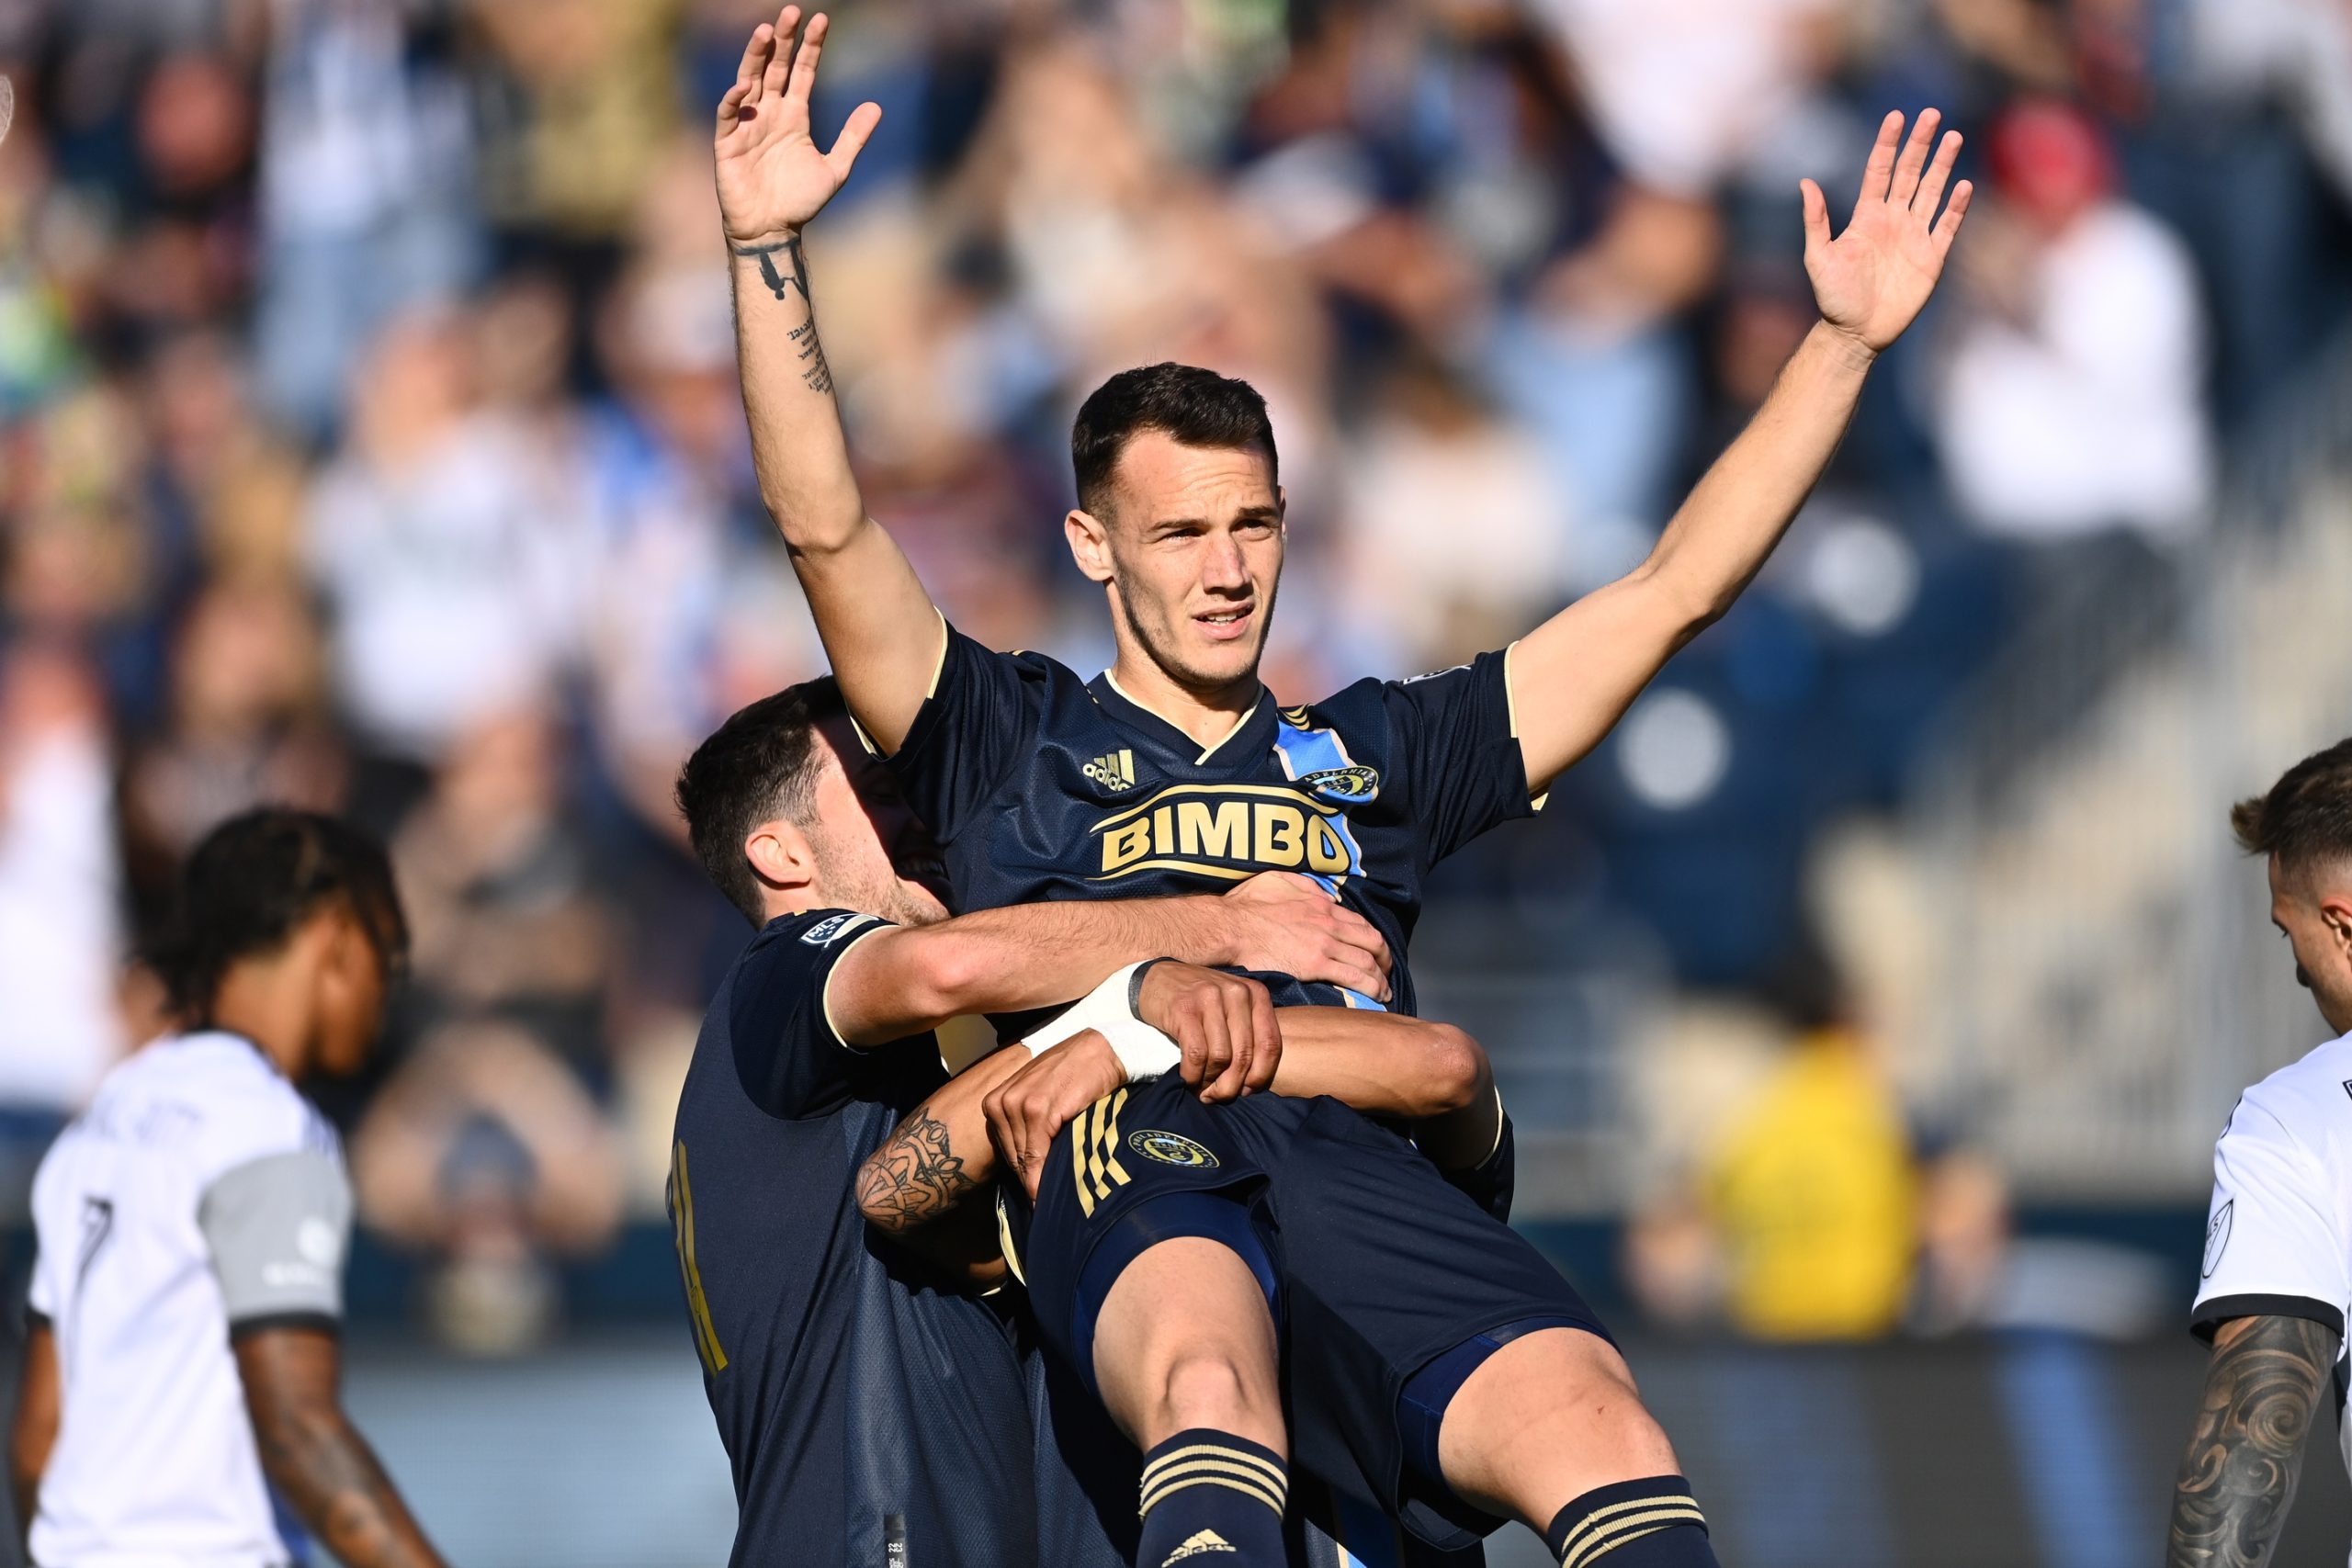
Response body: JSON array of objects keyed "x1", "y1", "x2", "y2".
[
  {"x1": 1136, "y1": 964, "x2": 1282, "y2": 1103},
  {"x1": 984, "y1": 1032, "x2": 1125, "y2": 1201},
  {"x1": 1221, "y1": 873, "x2": 1393, "y2": 1003},
  {"x1": 1802, "y1": 108, "x2": 1972, "y2": 356},
  {"x1": 714, "y1": 7, "x2": 881, "y2": 249}
]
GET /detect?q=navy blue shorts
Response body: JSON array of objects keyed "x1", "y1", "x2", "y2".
[{"x1": 1001, "y1": 1077, "x2": 1612, "y2": 1551}]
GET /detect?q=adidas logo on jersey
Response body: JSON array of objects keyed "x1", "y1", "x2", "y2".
[
  {"x1": 1083, "y1": 749, "x2": 1138, "y2": 792},
  {"x1": 1161, "y1": 1530, "x2": 1237, "y2": 1563}
]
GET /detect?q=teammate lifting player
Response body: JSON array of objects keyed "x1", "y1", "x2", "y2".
[
  {"x1": 664, "y1": 677, "x2": 1509, "y2": 1568},
  {"x1": 713, "y1": 9, "x2": 1970, "y2": 1566}
]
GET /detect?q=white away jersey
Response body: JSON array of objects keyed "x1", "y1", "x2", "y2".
[
  {"x1": 27, "y1": 1032, "x2": 352, "y2": 1568},
  {"x1": 2192, "y1": 1029, "x2": 2352, "y2": 1513}
]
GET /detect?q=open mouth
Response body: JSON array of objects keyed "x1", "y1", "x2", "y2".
[{"x1": 1194, "y1": 604, "x2": 1254, "y2": 642}]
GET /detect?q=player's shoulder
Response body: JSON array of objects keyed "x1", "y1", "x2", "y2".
[
  {"x1": 98, "y1": 1032, "x2": 336, "y2": 1177},
  {"x1": 944, "y1": 620, "x2": 1078, "y2": 688},
  {"x1": 721, "y1": 910, "x2": 894, "y2": 1018},
  {"x1": 2227, "y1": 1032, "x2": 2352, "y2": 1153}
]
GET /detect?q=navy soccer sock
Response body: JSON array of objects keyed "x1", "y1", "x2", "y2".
[
  {"x1": 1135, "y1": 1428, "x2": 1288, "y2": 1567},
  {"x1": 1543, "y1": 1475, "x2": 1716, "y2": 1568}
]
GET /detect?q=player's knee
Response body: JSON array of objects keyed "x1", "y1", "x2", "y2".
[{"x1": 1153, "y1": 1344, "x2": 1279, "y2": 1440}]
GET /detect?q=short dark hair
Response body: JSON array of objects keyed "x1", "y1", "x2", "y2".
[
  {"x1": 1071, "y1": 363, "x2": 1279, "y2": 518},
  {"x1": 2232, "y1": 738, "x2": 2352, "y2": 881},
  {"x1": 675, "y1": 677, "x2": 848, "y2": 925},
  {"x1": 149, "y1": 808, "x2": 407, "y2": 1021}
]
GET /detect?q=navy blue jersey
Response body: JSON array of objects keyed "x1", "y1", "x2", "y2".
[
  {"x1": 883, "y1": 625, "x2": 1542, "y2": 1026},
  {"x1": 668, "y1": 908, "x2": 1046, "y2": 1568}
]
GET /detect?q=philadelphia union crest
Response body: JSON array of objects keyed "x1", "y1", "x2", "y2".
[{"x1": 1129, "y1": 1129, "x2": 1220, "y2": 1168}]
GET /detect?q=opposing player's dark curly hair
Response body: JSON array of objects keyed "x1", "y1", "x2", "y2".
[
  {"x1": 675, "y1": 677, "x2": 848, "y2": 925},
  {"x1": 1071, "y1": 363, "x2": 1279, "y2": 518},
  {"x1": 149, "y1": 808, "x2": 407, "y2": 1021},
  {"x1": 2233, "y1": 737, "x2": 2352, "y2": 881}
]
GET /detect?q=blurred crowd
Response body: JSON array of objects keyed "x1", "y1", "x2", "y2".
[{"x1": 0, "y1": 0, "x2": 2347, "y2": 1348}]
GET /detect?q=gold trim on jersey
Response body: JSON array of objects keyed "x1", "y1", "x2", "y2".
[
  {"x1": 995, "y1": 1188, "x2": 1026, "y2": 1285},
  {"x1": 1101, "y1": 671, "x2": 1262, "y2": 764},
  {"x1": 668, "y1": 1142, "x2": 728, "y2": 1375}
]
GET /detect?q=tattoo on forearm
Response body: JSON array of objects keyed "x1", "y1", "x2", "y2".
[
  {"x1": 258, "y1": 1409, "x2": 440, "y2": 1568},
  {"x1": 732, "y1": 236, "x2": 834, "y2": 394},
  {"x1": 732, "y1": 236, "x2": 810, "y2": 303},
  {"x1": 856, "y1": 1110, "x2": 976, "y2": 1232},
  {"x1": 2167, "y1": 1315, "x2": 2338, "y2": 1568}
]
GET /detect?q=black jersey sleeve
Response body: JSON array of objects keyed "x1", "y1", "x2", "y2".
[
  {"x1": 726, "y1": 911, "x2": 903, "y2": 1119},
  {"x1": 883, "y1": 620, "x2": 1051, "y2": 844},
  {"x1": 1383, "y1": 649, "x2": 1542, "y2": 865}
]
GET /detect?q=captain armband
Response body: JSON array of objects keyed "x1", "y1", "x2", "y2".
[{"x1": 1021, "y1": 961, "x2": 1182, "y2": 1083}]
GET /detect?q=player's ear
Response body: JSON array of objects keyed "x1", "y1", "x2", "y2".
[
  {"x1": 1065, "y1": 508, "x2": 1114, "y2": 585},
  {"x1": 745, "y1": 818, "x2": 820, "y2": 898},
  {"x1": 2322, "y1": 889, "x2": 2352, "y2": 942}
]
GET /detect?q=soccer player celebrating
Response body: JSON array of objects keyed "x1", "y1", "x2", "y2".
[
  {"x1": 663, "y1": 678, "x2": 1498, "y2": 1568},
  {"x1": 10, "y1": 810, "x2": 445, "y2": 1568},
  {"x1": 2168, "y1": 739, "x2": 2352, "y2": 1567},
  {"x1": 715, "y1": 9, "x2": 1968, "y2": 1565}
]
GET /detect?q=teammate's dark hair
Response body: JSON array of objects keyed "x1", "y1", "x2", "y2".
[
  {"x1": 675, "y1": 677, "x2": 849, "y2": 925},
  {"x1": 2232, "y1": 738, "x2": 2352, "y2": 882},
  {"x1": 1071, "y1": 363, "x2": 1279, "y2": 518},
  {"x1": 149, "y1": 808, "x2": 408, "y2": 1021}
]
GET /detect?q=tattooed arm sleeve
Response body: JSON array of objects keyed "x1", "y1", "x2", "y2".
[
  {"x1": 854, "y1": 1046, "x2": 1035, "y2": 1283},
  {"x1": 2166, "y1": 1313, "x2": 2340, "y2": 1568},
  {"x1": 234, "y1": 1327, "x2": 448, "y2": 1568}
]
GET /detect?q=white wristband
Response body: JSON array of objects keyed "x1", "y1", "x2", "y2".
[{"x1": 1021, "y1": 962, "x2": 1182, "y2": 1083}]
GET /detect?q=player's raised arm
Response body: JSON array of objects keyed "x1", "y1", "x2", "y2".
[
  {"x1": 1507, "y1": 109, "x2": 1972, "y2": 795},
  {"x1": 716, "y1": 9, "x2": 938, "y2": 751},
  {"x1": 2166, "y1": 1312, "x2": 2338, "y2": 1567},
  {"x1": 233, "y1": 1328, "x2": 448, "y2": 1568}
]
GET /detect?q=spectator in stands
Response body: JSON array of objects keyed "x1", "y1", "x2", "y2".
[
  {"x1": 304, "y1": 309, "x2": 589, "y2": 776},
  {"x1": 1934, "y1": 99, "x2": 2213, "y2": 542},
  {"x1": 1625, "y1": 951, "x2": 1921, "y2": 1340},
  {"x1": 351, "y1": 705, "x2": 625, "y2": 1352},
  {"x1": 119, "y1": 576, "x2": 348, "y2": 926},
  {"x1": 0, "y1": 643, "x2": 125, "y2": 1219}
]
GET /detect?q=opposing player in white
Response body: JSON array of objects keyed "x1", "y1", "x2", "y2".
[
  {"x1": 9, "y1": 809, "x2": 447, "y2": 1568},
  {"x1": 2170, "y1": 738, "x2": 2352, "y2": 1568}
]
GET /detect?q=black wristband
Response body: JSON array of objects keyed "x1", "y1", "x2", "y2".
[{"x1": 1128, "y1": 957, "x2": 1175, "y2": 1013}]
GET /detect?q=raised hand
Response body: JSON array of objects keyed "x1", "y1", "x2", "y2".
[
  {"x1": 714, "y1": 7, "x2": 882, "y2": 251},
  {"x1": 1802, "y1": 109, "x2": 1973, "y2": 356}
]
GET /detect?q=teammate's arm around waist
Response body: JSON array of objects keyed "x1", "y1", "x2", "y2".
[
  {"x1": 824, "y1": 874, "x2": 1393, "y2": 1047},
  {"x1": 858, "y1": 973, "x2": 1496, "y2": 1232}
]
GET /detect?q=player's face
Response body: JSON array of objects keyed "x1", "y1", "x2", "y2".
[
  {"x1": 2268, "y1": 855, "x2": 2352, "y2": 1034},
  {"x1": 312, "y1": 905, "x2": 402, "y2": 1077},
  {"x1": 804, "y1": 720, "x2": 952, "y2": 927},
  {"x1": 1093, "y1": 434, "x2": 1283, "y2": 695}
]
